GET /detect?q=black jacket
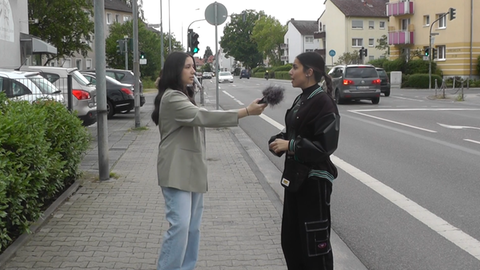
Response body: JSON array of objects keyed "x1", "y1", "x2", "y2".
[{"x1": 269, "y1": 84, "x2": 340, "y2": 181}]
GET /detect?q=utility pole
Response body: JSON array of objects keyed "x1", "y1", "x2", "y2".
[
  {"x1": 94, "y1": 0, "x2": 109, "y2": 180},
  {"x1": 160, "y1": 0, "x2": 164, "y2": 69},
  {"x1": 124, "y1": 35, "x2": 128, "y2": 70},
  {"x1": 133, "y1": 0, "x2": 141, "y2": 127}
]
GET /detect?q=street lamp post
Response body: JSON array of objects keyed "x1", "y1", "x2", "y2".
[
  {"x1": 160, "y1": 0, "x2": 164, "y2": 69},
  {"x1": 428, "y1": 12, "x2": 448, "y2": 91}
]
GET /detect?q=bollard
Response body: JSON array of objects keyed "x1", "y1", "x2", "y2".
[{"x1": 435, "y1": 79, "x2": 438, "y2": 97}]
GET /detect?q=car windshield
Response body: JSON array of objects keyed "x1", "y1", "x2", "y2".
[
  {"x1": 219, "y1": 72, "x2": 230, "y2": 76},
  {"x1": 345, "y1": 67, "x2": 378, "y2": 78},
  {"x1": 28, "y1": 75, "x2": 60, "y2": 94},
  {"x1": 72, "y1": 70, "x2": 92, "y2": 86}
]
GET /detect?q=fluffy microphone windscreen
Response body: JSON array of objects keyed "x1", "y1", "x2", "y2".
[{"x1": 258, "y1": 85, "x2": 285, "y2": 106}]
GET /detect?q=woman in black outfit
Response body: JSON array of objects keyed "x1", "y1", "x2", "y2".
[{"x1": 268, "y1": 51, "x2": 340, "y2": 270}]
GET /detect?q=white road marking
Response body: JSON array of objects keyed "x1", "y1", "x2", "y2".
[
  {"x1": 261, "y1": 113, "x2": 480, "y2": 261},
  {"x1": 222, "y1": 90, "x2": 244, "y2": 105},
  {"x1": 438, "y1": 123, "x2": 480, "y2": 130},
  {"x1": 350, "y1": 111, "x2": 437, "y2": 133},
  {"x1": 464, "y1": 139, "x2": 480, "y2": 145},
  {"x1": 391, "y1": 96, "x2": 425, "y2": 102}
]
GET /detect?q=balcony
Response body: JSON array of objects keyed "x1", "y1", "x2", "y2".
[
  {"x1": 313, "y1": 31, "x2": 325, "y2": 39},
  {"x1": 387, "y1": 1, "x2": 414, "y2": 16},
  {"x1": 389, "y1": 31, "x2": 414, "y2": 45}
]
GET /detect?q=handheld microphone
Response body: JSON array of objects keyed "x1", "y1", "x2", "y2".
[{"x1": 258, "y1": 85, "x2": 285, "y2": 106}]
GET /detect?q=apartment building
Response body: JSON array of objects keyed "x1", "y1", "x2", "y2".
[
  {"x1": 316, "y1": 0, "x2": 388, "y2": 67},
  {"x1": 283, "y1": 19, "x2": 320, "y2": 64},
  {"x1": 387, "y1": 0, "x2": 479, "y2": 78}
]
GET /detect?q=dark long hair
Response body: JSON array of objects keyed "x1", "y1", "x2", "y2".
[
  {"x1": 296, "y1": 52, "x2": 333, "y2": 96},
  {"x1": 151, "y1": 52, "x2": 196, "y2": 125}
]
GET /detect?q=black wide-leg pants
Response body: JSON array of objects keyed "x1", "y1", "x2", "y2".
[{"x1": 281, "y1": 177, "x2": 333, "y2": 270}]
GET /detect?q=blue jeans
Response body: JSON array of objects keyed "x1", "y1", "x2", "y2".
[{"x1": 157, "y1": 187, "x2": 204, "y2": 270}]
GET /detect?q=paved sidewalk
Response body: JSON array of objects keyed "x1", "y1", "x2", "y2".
[{"x1": 1, "y1": 91, "x2": 366, "y2": 270}]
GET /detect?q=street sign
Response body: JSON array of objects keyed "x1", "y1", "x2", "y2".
[
  {"x1": 205, "y1": 2, "x2": 228, "y2": 26},
  {"x1": 329, "y1": 50, "x2": 336, "y2": 57},
  {"x1": 140, "y1": 59, "x2": 147, "y2": 65}
]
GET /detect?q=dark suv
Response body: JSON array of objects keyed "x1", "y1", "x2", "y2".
[
  {"x1": 328, "y1": 64, "x2": 381, "y2": 104},
  {"x1": 240, "y1": 69, "x2": 250, "y2": 79},
  {"x1": 375, "y1": 67, "x2": 390, "y2": 96}
]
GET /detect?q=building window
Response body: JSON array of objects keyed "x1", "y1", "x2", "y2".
[
  {"x1": 106, "y1": 13, "x2": 111, "y2": 24},
  {"x1": 369, "y1": 38, "x2": 374, "y2": 46},
  {"x1": 86, "y1": 59, "x2": 92, "y2": 70},
  {"x1": 352, "y1": 38, "x2": 363, "y2": 47},
  {"x1": 124, "y1": 16, "x2": 130, "y2": 22},
  {"x1": 352, "y1": 20, "x2": 363, "y2": 29},
  {"x1": 437, "y1": 14, "x2": 446, "y2": 28},
  {"x1": 379, "y1": 21, "x2": 385, "y2": 29},
  {"x1": 76, "y1": 59, "x2": 82, "y2": 69},
  {"x1": 369, "y1": 21, "x2": 374, "y2": 29},
  {"x1": 438, "y1": 45, "x2": 446, "y2": 60},
  {"x1": 424, "y1": 15, "x2": 430, "y2": 26},
  {"x1": 115, "y1": 14, "x2": 119, "y2": 23},
  {"x1": 305, "y1": 36, "x2": 314, "y2": 43},
  {"x1": 401, "y1": 19, "x2": 410, "y2": 31},
  {"x1": 305, "y1": 49, "x2": 314, "y2": 52}
]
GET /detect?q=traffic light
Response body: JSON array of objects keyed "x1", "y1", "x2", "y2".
[
  {"x1": 432, "y1": 48, "x2": 437, "y2": 59},
  {"x1": 359, "y1": 47, "x2": 367, "y2": 58},
  {"x1": 449, "y1": 7, "x2": 456, "y2": 20},
  {"x1": 363, "y1": 48, "x2": 368, "y2": 57},
  {"x1": 116, "y1": 39, "x2": 124, "y2": 54},
  {"x1": 140, "y1": 51, "x2": 146, "y2": 59},
  {"x1": 190, "y1": 32, "x2": 199, "y2": 54},
  {"x1": 424, "y1": 47, "x2": 430, "y2": 57}
]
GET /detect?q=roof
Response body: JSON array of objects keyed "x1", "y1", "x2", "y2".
[
  {"x1": 289, "y1": 20, "x2": 318, "y2": 36},
  {"x1": 105, "y1": 0, "x2": 132, "y2": 13},
  {"x1": 331, "y1": 0, "x2": 388, "y2": 18}
]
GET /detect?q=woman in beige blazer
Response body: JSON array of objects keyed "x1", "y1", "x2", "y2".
[{"x1": 151, "y1": 52, "x2": 267, "y2": 270}]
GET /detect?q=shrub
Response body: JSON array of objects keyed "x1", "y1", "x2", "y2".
[
  {"x1": 368, "y1": 58, "x2": 389, "y2": 68},
  {"x1": 403, "y1": 73, "x2": 443, "y2": 88},
  {"x1": 0, "y1": 93, "x2": 90, "y2": 252},
  {"x1": 405, "y1": 59, "x2": 431, "y2": 74},
  {"x1": 383, "y1": 58, "x2": 405, "y2": 73}
]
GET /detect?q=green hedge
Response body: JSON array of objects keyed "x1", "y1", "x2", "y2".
[
  {"x1": 0, "y1": 93, "x2": 90, "y2": 252},
  {"x1": 403, "y1": 73, "x2": 443, "y2": 88}
]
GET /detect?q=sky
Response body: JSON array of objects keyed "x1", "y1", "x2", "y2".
[{"x1": 141, "y1": 0, "x2": 326, "y2": 57}]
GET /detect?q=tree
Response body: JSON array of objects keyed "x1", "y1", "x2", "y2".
[
  {"x1": 106, "y1": 21, "x2": 182, "y2": 79},
  {"x1": 220, "y1": 10, "x2": 263, "y2": 69},
  {"x1": 28, "y1": 0, "x2": 95, "y2": 65},
  {"x1": 251, "y1": 15, "x2": 286, "y2": 66},
  {"x1": 375, "y1": 35, "x2": 389, "y2": 57},
  {"x1": 334, "y1": 51, "x2": 361, "y2": 65},
  {"x1": 203, "y1": 46, "x2": 213, "y2": 61}
]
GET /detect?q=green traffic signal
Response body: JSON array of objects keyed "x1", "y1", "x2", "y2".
[{"x1": 424, "y1": 47, "x2": 430, "y2": 56}]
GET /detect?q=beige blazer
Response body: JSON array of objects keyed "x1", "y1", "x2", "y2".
[{"x1": 157, "y1": 89, "x2": 239, "y2": 193}]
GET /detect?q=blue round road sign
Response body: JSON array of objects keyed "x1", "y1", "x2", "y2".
[{"x1": 329, "y1": 50, "x2": 336, "y2": 57}]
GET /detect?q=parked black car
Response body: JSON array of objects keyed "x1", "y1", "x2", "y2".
[
  {"x1": 375, "y1": 67, "x2": 391, "y2": 97},
  {"x1": 82, "y1": 72, "x2": 135, "y2": 119}
]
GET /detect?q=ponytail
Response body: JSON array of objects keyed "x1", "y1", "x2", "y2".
[{"x1": 323, "y1": 73, "x2": 334, "y2": 97}]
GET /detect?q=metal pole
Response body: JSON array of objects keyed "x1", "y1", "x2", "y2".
[
  {"x1": 160, "y1": 0, "x2": 164, "y2": 69},
  {"x1": 215, "y1": 2, "x2": 219, "y2": 110},
  {"x1": 168, "y1": 0, "x2": 172, "y2": 53},
  {"x1": 429, "y1": 12, "x2": 448, "y2": 91},
  {"x1": 133, "y1": 0, "x2": 141, "y2": 127},
  {"x1": 124, "y1": 36, "x2": 128, "y2": 70},
  {"x1": 94, "y1": 0, "x2": 109, "y2": 181}
]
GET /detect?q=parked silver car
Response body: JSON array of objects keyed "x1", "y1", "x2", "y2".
[
  {"x1": 0, "y1": 69, "x2": 64, "y2": 104},
  {"x1": 19, "y1": 66, "x2": 97, "y2": 126},
  {"x1": 328, "y1": 64, "x2": 381, "y2": 104}
]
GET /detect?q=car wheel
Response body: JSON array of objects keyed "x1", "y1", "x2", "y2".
[
  {"x1": 335, "y1": 90, "x2": 343, "y2": 104},
  {"x1": 384, "y1": 90, "x2": 390, "y2": 97},
  {"x1": 372, "y1": 97, "x2": 380, "y2": 104},
  {"x1": 107, "y1": 100, "x2": 115, "y2": 119}
]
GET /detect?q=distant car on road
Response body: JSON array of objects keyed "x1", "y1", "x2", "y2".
[
  {"x1": 328, "y1": 64, "x2": 381, "y2": 104},
  {"x1": 202, "y1": 72, "x2": 213, "y2": 79},
  {"x1": 218, "y1": 71, "x2": 234, "y2": 83},
  {"x1": 375, "y1": 67, "x2": 390, "y2": 97},
  {"x1": 240, "y1": 69, "x2": 250, "y2": 79}
]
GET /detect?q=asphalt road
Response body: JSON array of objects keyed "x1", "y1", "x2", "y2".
[{"x1": 201, "y1": 76, "x2": 480, "y2": 270}]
